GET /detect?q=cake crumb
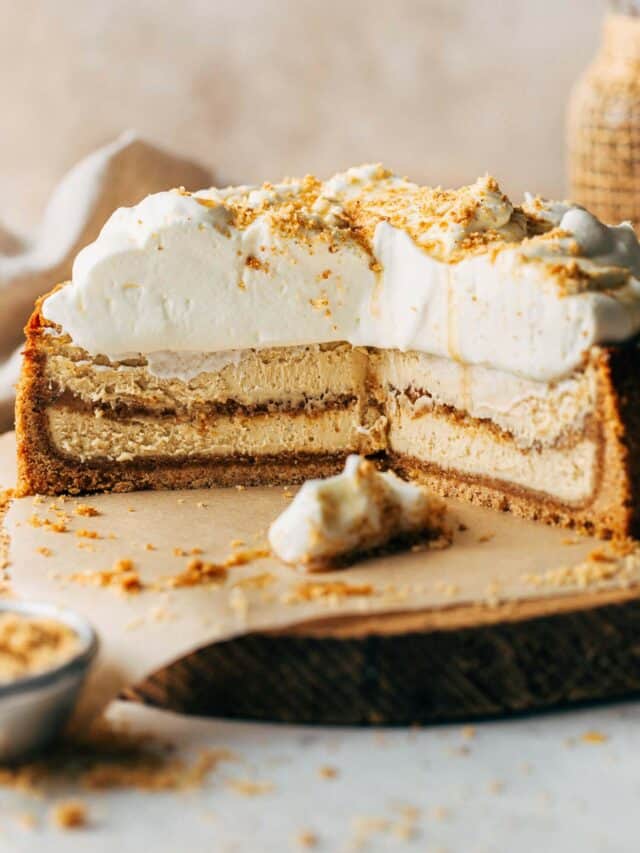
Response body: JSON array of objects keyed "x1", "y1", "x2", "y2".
[
  {"x1": 144, "y1": 543, "x2": 155, "y2": 551},
  {"x1": 285, "y1": 581, "x2": 374, "y2": 604},
  {"x1": 477, "y1": 533, "x2": 494, "y2": 543},
  {"x1": 164, "y1": 559, "x2": 228, "y2": 589},
  {"x1": 461, "y1": 725, "x2": 476, "y2": 740},
  {"x1": 69, "y1": 558, "x2": 142, "y2": 594},
  {"x1": 28, "y1": 515, "x2": 67, "y2": 534},
  {"x1": 294, "y1": 829, "x2": 318, "y2": 849},
  {"x1": 582, "y1": 730, "x2": 608, "y2": 744},
  {"x1": 318, "y1": 764, "x2": 338, "y2": 779},
  {"x1": 74, "y1": 505, "x2": 100, "y2": 518},
  {"x1": 76, "y1": 529, "x2": 100, "y2": 539},
  {"x1": 36, "y1": 546, "x2": 52, "y2": 557},
  {"x1": 227, "y1": 777, "x2": 274, "y2": 796},
  {"x1": 51, "y1": 800, "x2": 88, "y2": 830}
]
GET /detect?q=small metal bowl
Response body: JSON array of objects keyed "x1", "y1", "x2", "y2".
[{"x1": 0, "y1": 601, "x2": 98, "y2": 763}]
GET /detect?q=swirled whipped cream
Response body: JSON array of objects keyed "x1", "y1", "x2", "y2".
[
  {"x1": 42, "y1": 165, "x2": 640, "y2": 382},
  {"x1": 268, "y1": 455, "x2": 447, "y2": 570}
]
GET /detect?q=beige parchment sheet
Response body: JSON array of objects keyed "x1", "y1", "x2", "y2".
[{"x1": 2, "y1": 432, "x2": 639, "y2": 720}]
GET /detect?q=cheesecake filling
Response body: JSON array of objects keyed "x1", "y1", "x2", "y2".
[{"x1": 39, "y1": 337, "x2": 603, "y2": 507}]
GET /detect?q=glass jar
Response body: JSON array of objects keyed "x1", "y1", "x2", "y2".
[{"x1": 568, "y1": 4, "x2": 640, "y2": 227}]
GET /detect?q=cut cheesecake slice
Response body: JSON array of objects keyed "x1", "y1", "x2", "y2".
[
  {"x1": 18, "y1": 332, "x2": 383, "y2": 491},
  {"x1": 15, "y1": 165, "x2": 640, "y2": 539}
]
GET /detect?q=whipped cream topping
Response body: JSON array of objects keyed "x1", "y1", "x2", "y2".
[
  {"x1": 268, "y1": 455, "x2": 446, "y2": 570},
  {"x1": 42, "y1": 165, "x2": 640, "y2": 382}
]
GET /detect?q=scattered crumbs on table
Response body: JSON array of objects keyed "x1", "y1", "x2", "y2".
[
  {"x1": 51, "y1": 800, "x2": 88, "y2": 830},
  {"x1": 28, "y1": 515, "x2": 67, "y2": 534},
  {"x1": 318, "y1": 765, "x2": 338, "y2": 780},
  {"x1": 294, "y1": 829, "x2": 318, "y2": 849},
  {"x1": 35, "y1": 546, "x2": 52, "y2": 557},
  {"x1": 76, "y1": 529, "x2": 100, "y2": 539},
  {"x1": 0, "y1": 718, "x2": 237, "y2": 796},
  {"x1": 144, "y1": 543, "x2": 155, "y2": 551},
  {"x1": 582, "y1": 730, "x2": 608, "y2": 744},
  {"x1": 226, "y1": 777, "x2": 274, "y2": 797},
  {"x1": 477, "y1": 533, "x2": 494, "y2": 544}
]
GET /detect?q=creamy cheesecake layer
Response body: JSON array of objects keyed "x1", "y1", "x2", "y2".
[
  {"x1": 372, "y1": 350, "x2": 598, "y2": 450},
  {"x1": 387, "y1": 406, "x2": 597, "y2": 504},
  {"x1": 41, "y1": 341, "x2": 367, "y2": 413},
  {"x1": 46, "y1": 405, "x2": 368, "y2": 463}
]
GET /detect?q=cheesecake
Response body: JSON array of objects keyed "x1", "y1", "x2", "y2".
[{"x1": 15, "y1": 166, "x2": 640, "y2": 539}]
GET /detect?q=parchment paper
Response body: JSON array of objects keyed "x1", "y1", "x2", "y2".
[{"x1": 2, "y1": 432, "x2": 639, "y2": 720}]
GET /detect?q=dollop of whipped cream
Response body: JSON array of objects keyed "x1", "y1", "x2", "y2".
[
  {"x1": 42, "y1": 165, "x2": 640, "y2": 382},
  {"x1": 268, "y1": 455, "x2": 447, "y2": 571}
]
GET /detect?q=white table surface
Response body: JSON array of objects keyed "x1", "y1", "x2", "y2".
[{"x1": 1, "y1": 697, "x2": 637, "y2": 852}]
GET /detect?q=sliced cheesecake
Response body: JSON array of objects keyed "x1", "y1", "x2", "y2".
[{"x1": 16, "y1": 166, "x2": 640, "y2": 538}]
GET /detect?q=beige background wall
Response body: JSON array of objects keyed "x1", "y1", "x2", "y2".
[{"x1": 1, "y1": 0, "x2": 605, "y2": 233}]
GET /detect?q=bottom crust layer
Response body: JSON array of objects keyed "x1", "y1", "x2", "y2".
[{"x1": 16, "y1": 448, "x2": 352, "y2": 495}]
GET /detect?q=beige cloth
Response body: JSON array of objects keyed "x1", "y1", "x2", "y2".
[{"x1": 0, "y1": 131, "x2": 212, "y2": 429}]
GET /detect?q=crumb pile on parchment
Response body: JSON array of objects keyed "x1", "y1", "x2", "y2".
[{"x1": 0, "y1": 612, "x2": 79, "y2": 682}]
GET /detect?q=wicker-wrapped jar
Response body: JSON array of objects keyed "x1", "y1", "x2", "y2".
[{"x1": 568, "y1": 4, "x2": 640, "y2": 228}]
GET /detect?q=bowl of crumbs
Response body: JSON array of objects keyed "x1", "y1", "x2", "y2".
[{"x1": 0, "y1": 602, "x2": 98, "y2": 762}]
